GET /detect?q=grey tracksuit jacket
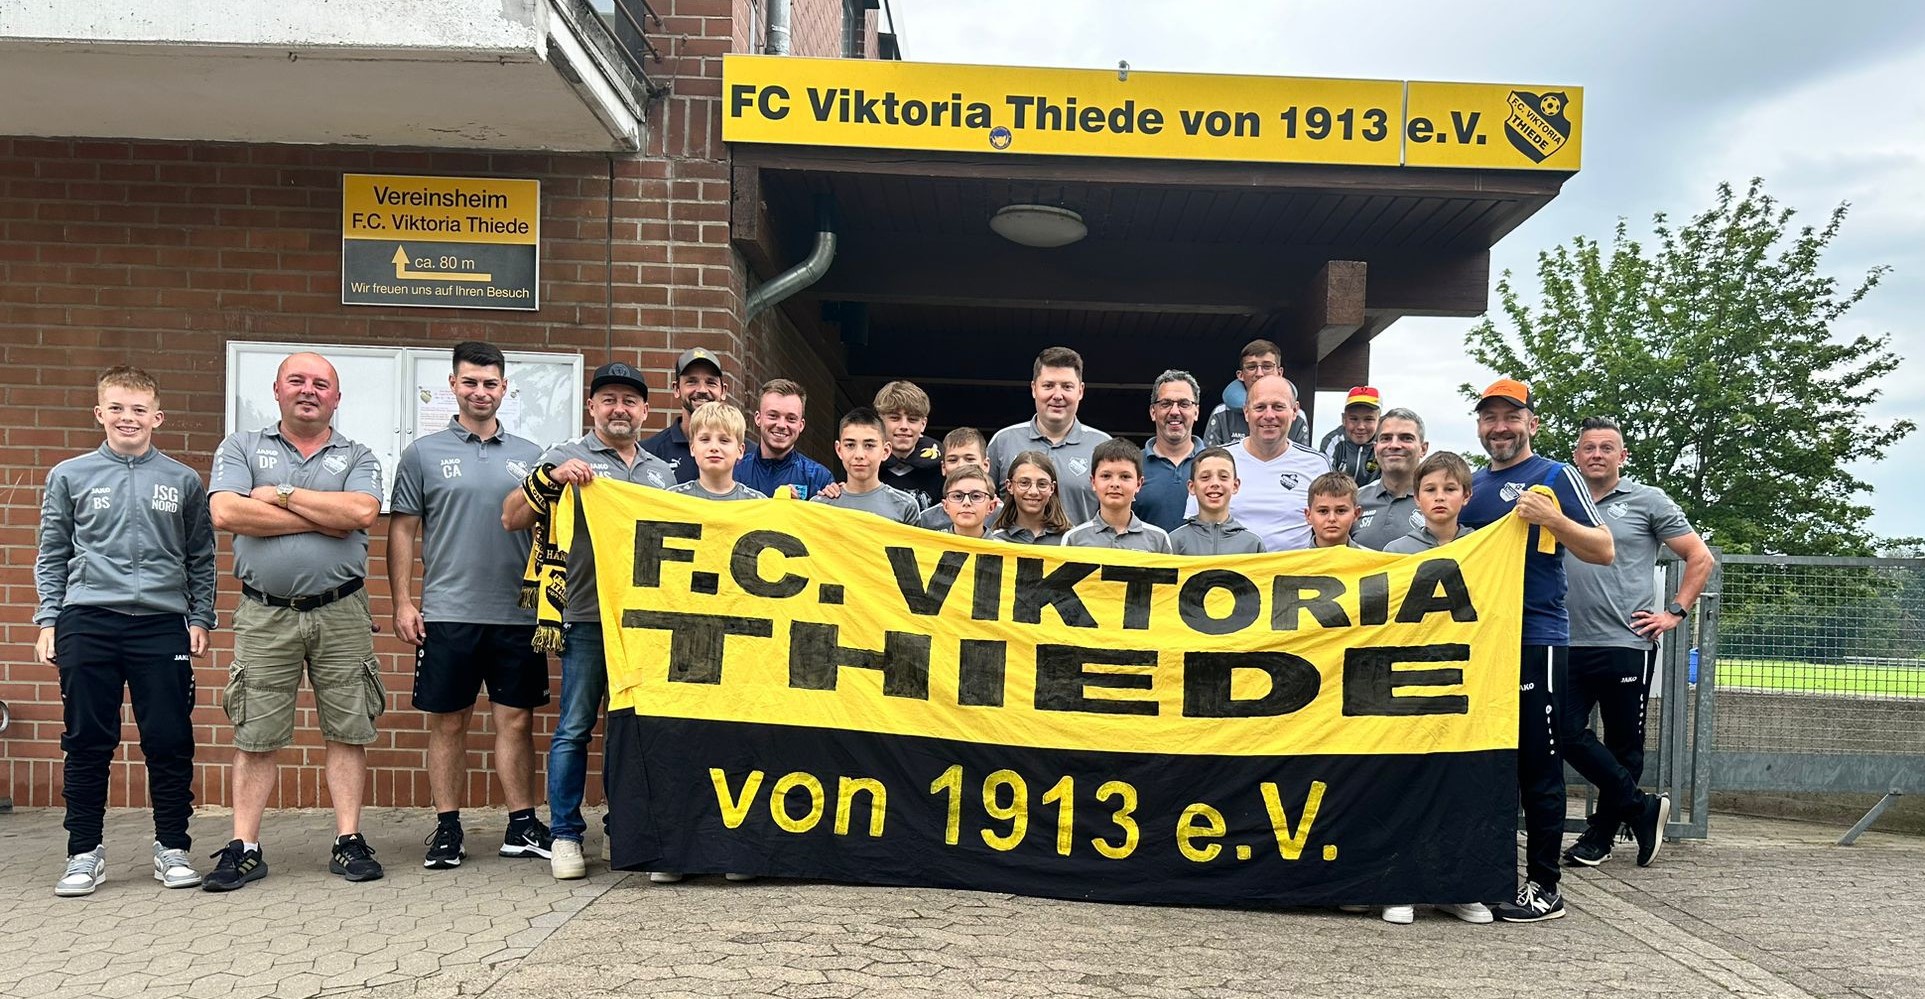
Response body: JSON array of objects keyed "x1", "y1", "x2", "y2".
[
  {"x1": 35, "y1": 444, "x2": 217, "y2": 628},
  {"x1": 1169, "y1": 516, "x2": 1266, "y2": 556}
]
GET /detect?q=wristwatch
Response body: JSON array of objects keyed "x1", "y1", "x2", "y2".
[
  {"x1": 275, "y1": 482, "x2": 296, "y2": 508},
  {"x1": 1666, "y1": 600, "x2": 1689, "y2": 619}
]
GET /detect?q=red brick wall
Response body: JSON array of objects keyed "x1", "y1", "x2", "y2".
[
  {"x1": 789, "y1": 0, "x2": 849, "y2": 58},
  {"x1": 0, "y1": 0, "x2": 872, "y2": 814}
]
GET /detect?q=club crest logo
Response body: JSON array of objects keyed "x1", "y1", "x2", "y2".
[
  {"x1": 1067, "y1": 457, "x2": 1089, "y2": 476},
  {"x1": 1409, "y1": 510, "x2": 1425, "y2": 529},
  {"x1": 504, "y1": 460, "x2": 531, "y2": 480},
  {"x1": 1278, "y1": 472, "x2": 1305, "y2": 490},
  {"x1": 1500, "y1": 481, "x2": 1527, "y2": 502},
  {"x1": 322, "y1": 453, "x2": 350, "y2": 474},
  {"x1": 1505, "y1": 90, "x2": 1572, "y2": 163},
  {"x1": 1608, "y1": 503, "x2": 1630, "y2": 520},
  {"x1": 988, "y1": 126, "x2": 1013, "y2": 150}
]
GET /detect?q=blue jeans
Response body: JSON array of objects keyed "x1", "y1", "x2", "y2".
[{"x1": 547, "y1": 622, "x2": 607, "y2": 843}]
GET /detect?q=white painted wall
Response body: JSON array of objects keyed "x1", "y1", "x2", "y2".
[{"x1": 0, "y1": 0, "x2": 544, "y2": 52}]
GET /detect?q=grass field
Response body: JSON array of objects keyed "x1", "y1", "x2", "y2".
[{"x1": 1713, "y1": 658, "x2": 1925, "y2": 697}]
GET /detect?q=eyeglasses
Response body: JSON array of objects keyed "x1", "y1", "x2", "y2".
[
  {"x1": 945, "y1": 491, "x2": 992, "y2": 504},
  {"x1": 1239, "y1": 361, "x2": 1281, "y2": 375},
  {"x1": 1010, "y1": 478, "x2": 1053, "y2": 493},
  {"x1": 1151, "y1": 399, "x2": 1197, "y2": 412}
]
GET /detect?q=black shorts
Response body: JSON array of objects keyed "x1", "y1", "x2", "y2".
[{"x1": 412, "y1": 622, "x2": 551, "y2": 713}]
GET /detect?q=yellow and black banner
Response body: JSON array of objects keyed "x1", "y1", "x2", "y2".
[
  {"x1": 723, "y1": 55, "x2": 1582, "y2": 172},
  {"x1": 566, "y1": 482, "x2": 1529, "y2": 906}
]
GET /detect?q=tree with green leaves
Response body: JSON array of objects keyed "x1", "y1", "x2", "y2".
[{"x1": 1463, "y1": 178, "x2": 1912, "y2": 556}]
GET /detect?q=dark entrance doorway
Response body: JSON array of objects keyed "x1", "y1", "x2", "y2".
[{"x1": 734, "y1": 145, "x2": 1570, "y2": 441}]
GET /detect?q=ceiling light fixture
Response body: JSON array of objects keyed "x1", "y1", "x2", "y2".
[{"x1": 989, "y1": 204, "x2": 1087, "y2": 248}]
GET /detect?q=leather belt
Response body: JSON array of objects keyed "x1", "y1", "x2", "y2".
[{"x1": 241, "y1": 577, "x2": 364, "y2": 612}]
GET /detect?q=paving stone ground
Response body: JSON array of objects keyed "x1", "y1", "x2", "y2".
[{"x1": 1, "y1": 806, "x2": 1917, "y2": 998}]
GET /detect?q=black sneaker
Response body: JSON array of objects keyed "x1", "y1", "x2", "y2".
[
  {"x1": 500, "y1": 817, "x2": 554, "y2": 859},
  {"x1": 330, "y1": 833, "x2": 385, "y2": 882},
  {"x1": 1563, "y1": 822, "x2": 1614, "y2": 867},
  {"x1": 423, "y1": 822, "x2": 466, "y2": 870},
  {"x1": 1494, "y1": 880, "x2": 1566, "y2": 922},
  {"x1": 1631, "y1": 793, "x2": 1671, "y2": 867},
  {"x1": 201, "y1": 840, "x2": 267, "y2": 892}
]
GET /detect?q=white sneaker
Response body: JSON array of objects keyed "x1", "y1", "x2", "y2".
[
  {"x1": 152, "y1": 841, "x2": 202, "y2": 889},
  {"x1": 647, "y1": 871, "x2": 684, "y2": 883},
  {"x1": 550, "y1": 840, "x2": 586, "y2": 880},
  {"x1": 1437, "y1": 902, "x2": 1494, "y2": 924},
  {"x1": 56, "y1": 845, "x2": 106, "y2": 897},
  {"x1": 723, "y1": 872, "x2": 757, "y2": 882},
  {"x1": 1381, "y1": 905, "x2": 1416, "y2": 924}
]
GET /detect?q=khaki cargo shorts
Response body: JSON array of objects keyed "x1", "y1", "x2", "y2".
[{"x1": 225, "y1": 589, "x2": 385, "y2": 752}]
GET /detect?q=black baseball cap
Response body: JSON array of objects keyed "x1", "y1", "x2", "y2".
[{"x1": 590, "y1": 362, "x2": 648, "y2": 398}]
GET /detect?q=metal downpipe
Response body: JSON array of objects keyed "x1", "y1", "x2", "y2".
[{"x1": 746, "y1": 195, "x2": 836, "y2": 322}]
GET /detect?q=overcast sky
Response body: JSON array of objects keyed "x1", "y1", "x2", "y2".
[{"x1": 886, "y1": 0, "x2": 1925, "y2": 539}]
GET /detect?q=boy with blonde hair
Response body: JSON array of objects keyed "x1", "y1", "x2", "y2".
[
  {"x1": 1384, "y1": 452, "x2": 1475, "y2": 554},
  {"x1": 874, "y1": 380, "x2": 944, "y2": 509},
  {"x1": 37, "y1": 366, "x2": 216, "y2": 895},
  {"x1": 669, "y1": 402, "x2": 767, "y2": 503}
]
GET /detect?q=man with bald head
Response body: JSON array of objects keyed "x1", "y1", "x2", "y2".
[
  {"x1": 1186, "y1": 374, "x2": 1328, "y2": 550},
  {"x1": 206, "y1": 352, "x2": 386, "y2": 890}
]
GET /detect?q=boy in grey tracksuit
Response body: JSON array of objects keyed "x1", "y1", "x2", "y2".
[
  {"x1": 1170, "y1": 445, "x2": 1265, "y2": 556},
  {"x1": 36, "y1": 367, "x2": 215, "y2": 896}
]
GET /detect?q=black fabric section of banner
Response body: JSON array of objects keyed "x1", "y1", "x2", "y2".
[{"x1": 605, "y1": 710, "x2": 1516, "y2": 908}]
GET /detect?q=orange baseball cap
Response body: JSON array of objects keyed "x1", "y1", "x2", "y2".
[
  {"x1": 1476, "y1": 377, "x2": 1535, "y2": 411},
  {"x1": 1344, "y1": 386, "x2": 1381, "y2": 409}
]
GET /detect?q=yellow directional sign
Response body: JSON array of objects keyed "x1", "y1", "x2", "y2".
[
  {"x1": 722, "y1": 56, "x2": 1582, "y2": 172},
  {"x1": 341, "y1": 174, "x2": 538, "y2": 310}
]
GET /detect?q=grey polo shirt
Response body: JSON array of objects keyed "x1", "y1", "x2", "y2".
[
  {"x1": 1170, "y1": 517, "x2": 1265, "y2": 556},
  {"x1": 1382, "y1": 523, "x2": 1475, "y2": 555},
  {"x1": 1352, "y1": 478, "x2": 1423, "y2": 551},
  {"x1": 541, "y1": 433, "x2": 675, "y2": 623},
  {"x1": 1566, "y1": 478, "x2": 1694, "y2": 650},
  {"x1": 1062, "y1": 514, "x2": 1173, "y2": 554},
  {"x1": 668, "y1": 480, "x2": 767, "y2": 502},
  {"x1": 393, "y1": 418, "x2": 543, "y2": 626},
  {"x1": 811, "y1": 483, "x2": 920, "y2": 523},
  {"x1": 985, "y1": 418, "x2": 1112, "y2": 526},
  {"x1": 988, "y1": 525, "x2": 1064, "y2": 546},
  {"x1": 209, "y1": 424, "x2": 382, "y2": 597}
]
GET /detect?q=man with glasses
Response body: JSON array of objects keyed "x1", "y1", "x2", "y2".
[
  {"x1": 1135, "y1": 370, "x2": 1202, "y2": 532},
  {"x1": 1202, "y1": 339, "x2": 1310, "y2": 449}
]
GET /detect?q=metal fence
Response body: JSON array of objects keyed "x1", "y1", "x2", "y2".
[{"x1": 1703, "y1": 554, "x2": 1925, "y2": 841}]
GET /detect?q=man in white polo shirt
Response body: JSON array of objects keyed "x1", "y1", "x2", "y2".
[{"x1": 1187, "y1": 374, "x2": 1327, "y2": 551}]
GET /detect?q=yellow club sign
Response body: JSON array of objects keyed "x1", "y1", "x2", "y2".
[{"x1": 723, "y1": 56, "x2": 1581, "y2": 172}]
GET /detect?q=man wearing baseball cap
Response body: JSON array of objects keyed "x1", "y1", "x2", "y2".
[
  {"x1": 1457, "y1": 377, "x2": 1617, "y2": 923},
  {"x1": 641, "y1": 348, "x2": 726, "y2": 484},
  {"x1": 503, "y1": 360, "x2": 673, "y2": 879},
  {"x1": 1319, "y1": 386, "x2": 1381, "y2": 485}
]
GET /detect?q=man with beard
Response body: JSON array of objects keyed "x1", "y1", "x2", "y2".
[
  {"x1": 1134, "y1": 369, "x2": 1202, "y2": 532},
  {"x1": 985, "y1": 346, "x2": 1112, "y2": 524},
  {"x1": 641, "y1": 348, "x2": 725, "y2": 484},
  {"x1": 735, "y1": 379, "x2": 833, "y2": 499},
  {"x1": 1562, "y1": 416, "x2": 1714, "y2": 868},
  {"x1": 1186, "y1": 374, "x2": 1327, "y2": 551},
  {"x1": 503, "y1": 362, "x2": 673, "y2": 880},
  {"x1": 1457, "y1": 378, "x2": 1617, "y2": 923},
  {"x1": 389, "y1": 342, "x2": 552, "y2": 872},
  {"x1": 1352, "y1": 407, "x2": 1429, "y2": 550},
  {"x1": 206, "y1": 352, "x2": 384, "y2": 890}
]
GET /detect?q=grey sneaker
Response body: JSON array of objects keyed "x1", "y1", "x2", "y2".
[
  {"x1": 56, "y1": 845, "x2": 106, "y2": 897},
  {"x1": 152, "y1": 842, "x2": 202, "y2": 889}
]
